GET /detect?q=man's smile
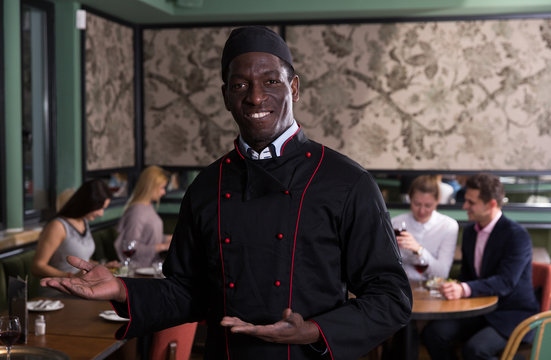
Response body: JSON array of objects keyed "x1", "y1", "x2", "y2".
[{"x1": 247, "y1": 111, "x2": 271, "y2": 119}]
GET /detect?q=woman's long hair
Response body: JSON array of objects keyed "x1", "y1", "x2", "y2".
[
  {"x1": 56, "y1": 179, "x2": 112, "y2": 219},
  {"x1": 125, "y1": 166, "x2": 168, "y2": 211}
]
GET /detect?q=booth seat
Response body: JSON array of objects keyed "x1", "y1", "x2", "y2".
[{"x1": 0, "y1": 223, "x2": 122, "y2": 312}]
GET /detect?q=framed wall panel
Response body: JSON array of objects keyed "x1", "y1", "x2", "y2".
[
  {"x1": 285, "y1": 19, "x2": 551, "y2": 171},
  {"x1": 84, "y1": 11, "x2": 135, "y2": 171},
  {"x1": 142, "y1": 26, "x2": 237, "y2": 167},
  {"x1": 142, "y1": 25, "x2": 281, "y2": 167}
]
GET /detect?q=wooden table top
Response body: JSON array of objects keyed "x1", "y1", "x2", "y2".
[
  {"x1": 412, "y1": 287, "x2": 498, "y2": 320},
  {"x1": 28, "y1": 298, "x2": 125, "y2": 339},
  {"x1": 21, "y1": 298, "x2": 127, "y2": 359},
  {"x1": 26, "y1": 334, "x2": 124, "y2": 360}
]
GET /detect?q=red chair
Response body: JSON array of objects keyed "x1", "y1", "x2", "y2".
[
  {"x1": 150, "y1": 322, "x2": 198, "y2": 360},
  {"x1": 532, "y1": 262, "x2": 551, "y2": 312}
]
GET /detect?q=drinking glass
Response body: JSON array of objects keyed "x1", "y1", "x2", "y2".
[
  {"x1": 0, "y1": 315, "x2": 21, "y2": 360},
  {"x1": 122, "y1": 239, "x2": 137, "y2": 275},
  {"x1": 153, "y1": 261, "x2": 164, "y2": 278},
  {"x1": 394, "y1": 221, "x2": 407, "y2": 237},
  {"x1": 413, "y1": 257, "x2": 429, "y2": 290}
]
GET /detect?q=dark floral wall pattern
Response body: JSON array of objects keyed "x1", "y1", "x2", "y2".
[
  {"x1": 286, "y1": 20, "x2": 551, "y2": 171},
  {"x1": 142, "y1": 20, "x2": 551, "y2": 170},
  {"x1": 85, "y1": 13, "x2": 135, "y2": 171},
  {"x1": 143, "y1": 26, "x2": 282, "y2": 167},
  {"x1": 143, "y1": 27, "x2": 237, "y2": 166}
]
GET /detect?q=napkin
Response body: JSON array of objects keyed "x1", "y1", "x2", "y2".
[{"x1": 30, "y1": 300, "x2": 62, "y2": 311}]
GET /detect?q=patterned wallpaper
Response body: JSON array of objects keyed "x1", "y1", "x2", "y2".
[
  {"x1": 286, "y1": 20, "x2": 551, "y2": 171},
  {"x1": 142, "y1": 19, "x2": 551, "y2": 170},
  {"x1": 143, "y1": 27, "x2": 237, "y2": 166},
  {"x1": 85, "y1": 13, "x2": 135, "y2": 171}
]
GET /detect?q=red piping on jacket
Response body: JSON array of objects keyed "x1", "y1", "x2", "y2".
[
  {"x1": 280, "y1": 124, "x2": 301, "y2": 155},
  {"x1": 233, "y1": 124, "x2": 301, "y2": 158},
  {"x1": 288, "y1": 145, "x2": 324, "y2": 309},
  {"x1": 234, "y1": 138, "x2": 245, "y2": 159},
  {"x1": 218, "y1": 156, "x2": 231, "y2": 360},
  {"x1": 287, "y1": 145, "x2": 325, "y2": 359},
  {"x1": 219, "y1": 144, "x2": 325, "y2": 360},
  {"x1": 310, "y1": 320, "x2": 334, "y2": 360},
  {"x1": 113, "y1": 279, "x2": 131, "y2": 340}
]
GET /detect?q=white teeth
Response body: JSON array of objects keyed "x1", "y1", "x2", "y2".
[{"x1": 249, "y1": 112, "x2": 270, "y2": 119}]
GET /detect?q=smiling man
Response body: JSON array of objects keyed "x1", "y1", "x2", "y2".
[
  {"x1": 42, "y1": 26, "x2": 411, "y2": 360},
  {"x1": 422, "y1": 173, "x2": 540, "y2": 360}
]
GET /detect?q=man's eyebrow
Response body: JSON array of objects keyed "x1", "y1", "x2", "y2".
[
  {"x1": 228, "y1": 71, "x2": 283, "y2": 82},
  {"x1": 263, "y1": 70, "x2": 283, "y2": 77}
]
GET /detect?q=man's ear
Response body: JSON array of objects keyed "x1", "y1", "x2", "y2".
[
  {"x1": 221, "y1": 84, "x2": 230, "y2": 111},
  {"x1": 291, "y1": 75, "x2": 300, "y2": 102},
  {"x1": 488, "y1": 198, "x2": 498, "y2": 209}
]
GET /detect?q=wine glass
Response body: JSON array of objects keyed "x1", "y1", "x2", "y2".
[
  {"x1": 122, "y1": 239, "x2": 137, "y2": 276},
  {"x1": 413, "y1": 257, "x2": 429, "y2": 290},
  {"x1": 0, "y1": 315, "x2": 21, "y2": 360},
  {"x1": 394, "y1": 221, "x2": 407, "y2": 237}
]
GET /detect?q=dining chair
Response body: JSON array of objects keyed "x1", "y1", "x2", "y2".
[
  {"x1": 150, "y1": 322, "x2": 198, "y2": 360},
  {"x1": 532, "y1": 262, "x2": 551, "y2": 312},
  {"x1": 500, "y1": 310, "x2": 551, "y2": 360}
]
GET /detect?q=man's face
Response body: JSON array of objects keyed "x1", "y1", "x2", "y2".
[
  {"x1": 462, "y1": 188, "x2": 493, "y2": 225},
  {"x1": 222, "y1": 52, "x2": 299, "y2": 151}
]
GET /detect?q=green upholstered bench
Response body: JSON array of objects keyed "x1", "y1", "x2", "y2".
[
  {"x1": 0, "y1": 248, "x2": 41, "y2": 312},
  {"x1": 90, "y1": 223, "x2": 119, "y2": 263}
]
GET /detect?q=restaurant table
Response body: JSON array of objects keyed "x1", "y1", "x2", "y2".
[
  {"x1": 21, "y1": 298, "x2": 129, "y2": 360},
  {"x1": 411, "y1": 286, "x2": 498, "y2": 320},
  {"x1": 384, "y1": 285, "x2": 499, "y2": 360}
]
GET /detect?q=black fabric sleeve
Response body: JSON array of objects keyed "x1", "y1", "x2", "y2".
[{"x1": 309, "y1": 173, "x2": 412, "y2": 360}]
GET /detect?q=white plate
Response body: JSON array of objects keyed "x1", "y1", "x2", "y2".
[
  {"x1": 28, "y1": 300, "x2": 64, "y2": 312},
  {"x1": 135, "y1": 267, "x2": 156, "y2": 276},
  {"x1": 99, "y1": 310, "x2": 129, "y2": 322}
]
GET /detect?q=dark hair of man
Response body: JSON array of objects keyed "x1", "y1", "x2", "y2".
[
  {"x1": 465, "y1": 173, "x2": 505, "y2": 207},
  {"x1": 56, "y1": 179, "x2": 112, "y2": 219},
  {"x1": 408, "y1": 175, "x2": 440, "y2": 201},
  {"x1": 222, "y1": 58, "x2": 296, "y2": 86}
]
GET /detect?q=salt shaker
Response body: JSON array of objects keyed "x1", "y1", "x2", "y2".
[{"x1": 35, "y1": 314, "x2": 46, "y2": 336}]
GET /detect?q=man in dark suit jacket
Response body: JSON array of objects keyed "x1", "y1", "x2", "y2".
[{"x1": 421, "y1": 173, "x2": 539, "y2": 360}]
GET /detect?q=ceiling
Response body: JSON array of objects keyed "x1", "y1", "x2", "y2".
[{"x1": 56, "y1": 0, "x2": 551, "y2": 26}]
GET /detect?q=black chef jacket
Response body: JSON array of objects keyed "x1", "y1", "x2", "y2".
[{"x1": 113, "y1": 129, "x2": 412, "y2": 360}]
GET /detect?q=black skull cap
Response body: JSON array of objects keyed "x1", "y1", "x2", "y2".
[{"x1": 221, "y1": 26, "x2": 294, "y2": 81}]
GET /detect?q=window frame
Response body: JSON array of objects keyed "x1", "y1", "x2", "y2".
[
  {"x1": 20, "y1": 0, "x2": 57, "y2": 223},
  {"x1": 0, "y1": 0, "x2": 6, "y2": 229}
]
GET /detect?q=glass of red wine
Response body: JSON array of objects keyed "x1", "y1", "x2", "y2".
[
  {"x1": 0, "y1": 315, "x2": 21, "y2": 360},
  {"x1": 394, "y1": 221, "x2": 407, "y2": 238},
  {"x1": 413, "y1": 257, "x2": 429, "y2": 290},
  {"x1": 122, "y1": 239, "x2": 137, "y2": 276}
]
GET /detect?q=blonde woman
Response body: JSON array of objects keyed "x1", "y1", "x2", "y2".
[{"x1": 114, "y1": 166, "x2": 172, "y2": 269}]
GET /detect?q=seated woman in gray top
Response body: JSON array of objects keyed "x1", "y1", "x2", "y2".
[
  {"x1": 115, "y1": 166, "x2": 172, "y2": 269},
  {"x1": 32, "y1": 179, "x2": 113, "y2": 278}
]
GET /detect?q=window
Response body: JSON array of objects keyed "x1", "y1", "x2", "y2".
[
  {"x1": 0, "y1": 2, "x2": 4, "y2": 229},
  {"x1": 21, "y1": 1, "x2": 55, "y2": 221}
]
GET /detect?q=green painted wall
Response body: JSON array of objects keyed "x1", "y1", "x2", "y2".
[
  {"x1": 3, "y1": 0, "x2": 551, "y2": 238},
  {"x1": 4, "y1": 0, "x2": 23, "y2": 230},
  {"x1": 78, "y1": 0, "x2": 551, "y2": 24},
  {"x1": 55, "y1": 2, "x2": 82, "y2": 194}
]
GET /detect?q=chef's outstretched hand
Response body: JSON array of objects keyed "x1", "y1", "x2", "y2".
[
  {"x1": 220, "y1": 308, "x2": 321, "y2": 344},
  {"x1": 40, "y1": 255, "x2": 127, "y2": 302}
]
